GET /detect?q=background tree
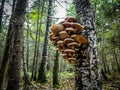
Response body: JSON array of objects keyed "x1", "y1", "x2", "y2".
[
  {"x1": 0, "y1": 0, "x2": 16, "y2": 89},
  {"x1": 0, "y1": 0, "x2": 6, "y2": 32},
  {"x1": 53, "y1": 50, "x2": 60, "y2": 88},
  {"x1": 38, "y1": 0, "x2": 53, "y2": 83},
  {"x1": 6, "y1": 0, "x2": 27, "y2": 90}
]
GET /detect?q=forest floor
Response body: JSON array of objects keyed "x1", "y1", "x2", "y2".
[{"x1": 20, "y1": 72, "x2": 120, "y2": 90}]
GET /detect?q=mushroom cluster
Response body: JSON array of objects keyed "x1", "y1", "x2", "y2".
[{"x1": 49, "y1": 17, "x2": 87, "y2": 64}]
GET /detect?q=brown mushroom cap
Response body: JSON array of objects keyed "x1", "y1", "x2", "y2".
[
  {"x1": 71, "y1": 23, "x2": 84, "y2": 31},
  {"x1": 67, "y1": 42, "x2": 79, "y2": 49},
  {"x1": 65, "y1": 17, "x2": 77, "y2": 22},
  {"x1": 64, "y1": 49, "x2": 75, "y2": 56},
  {"x1": 71, "y1": 35, "x2": 87, "y2": 45},
  {"x1": 61, "y1": 53, "x2": 69, "y2": 60},
  {"x1": 64, "y1": 38, "x2": 74, "y2": 45},
  {"x1": 57, "y1": 40, "x2": 64, "y2": 45},
  {"x1": 59, "y1": 31, "x2": 69, "y2": 40},
  {"x1": 57, "y1": 40, "x2": 65, "y2": 51},
  {"x1": 65, "y1": 27, "x2": 75, "y2": 34},
  {"x1": 50, "y1": 24, "x2": 64, "y2": 35},
  {"x1": 68, "y1": 58, "x2": 76, "y2": 64},
  {"x1": 49, "y1": 33, "x2": 59, "y2": 45},
  {"x1": 49, "y1": 33, "x2": 54, "y2": 41},
  {"x1": 62, "y1": 22, "x2": 72, "y2": 27}
]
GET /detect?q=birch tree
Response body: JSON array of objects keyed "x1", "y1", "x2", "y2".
[{"x1": 74, "y1": 0, "x2": 102, "y2": 89}]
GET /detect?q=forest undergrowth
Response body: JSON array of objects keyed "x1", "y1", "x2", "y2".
[{"x1": 20, "y1": 72, "x2": 120, "y2": 90}]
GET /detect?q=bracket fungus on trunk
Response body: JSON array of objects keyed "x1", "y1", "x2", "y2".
[{"x1": 49, "y1": 17, "x2": 87, "y2": 64}]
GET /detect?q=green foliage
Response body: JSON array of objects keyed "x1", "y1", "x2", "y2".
[{"x1": 67, "y1": 4, "x2": 75, "y2": 17}]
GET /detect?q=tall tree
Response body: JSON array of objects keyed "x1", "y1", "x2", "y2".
[
  {"x1": 38, "y1": 0, "x2": 53, "y2": 83},
  {"x1": 74, "y1": 0, "x2": 102, "y2": 89},
  {"x1": 0, "y1": 0, "x2": 16, "y2": 89},
  {"x1": 6, "y1": 0, "x2": 27, "y2": 90},
  {"x1": 53, "y1": 50, "x2": 60, "y2": 88},
  {"x1": 31, "y1": 0, "x2": 45, "y2": 81},
  {"x1": 0, "y1": 0, "x2": 6, "y2": 32}
]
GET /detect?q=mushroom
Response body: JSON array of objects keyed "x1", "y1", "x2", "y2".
[
  {"x1": 67, "y1": 42, "x2": 79, "y2": 49},
  {"x1": 61, "y1": 53, "x2": 69, "y2": 60},
  {"x1": 49, "y1": 33, "x2": 54, "y2": 41},
  {"x1": 64, "y1": 49, "x2": 75, "y2": 57},
  {"x1": 65, "y1": 27, "x2": 75, "y2": 35},
  {"x1": 59, "y1": 31, "x2": 69, "y2": 40},
  {"x1": 50, "y1": 24, "x2": 64, "y2": 35},
  {"x1": 62, "y1": 22, "x2": 72, "y2": 28},
  {"x1": 57, "y1": 40, "x2": 65, "y2": 51},
  {"x1": 68, "y1": 58, "x2": 76, "y2": 64},
  {"x1": 49, "y1": 33, "x2": 59, "y2": 45},
  {"x1": 64, "y1": 38, "x2": 74, "y2": 45},
  {"x1": 71, "y1": 35, "x2": 87, "y2": 45},
  {"x1": 65, "y1": 17, "x2": 77, "y2": 22},
  {"x1": 71, "y1": 23, "x2": 84, "y2": 33}
]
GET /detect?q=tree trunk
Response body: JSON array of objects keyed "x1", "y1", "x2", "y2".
[
  {"x1": 6, "y1": 0, "x2": 27, "y2": 90},
  {"x1": 0, "y1": 0, "x2": 16, "y2": 89},
  {"x1": 101, "y1": 28, "x2": 107, "y2": 73},
  {"x1": 38, "y1": 0, "x2": 53, "y2": 83},
  {"x1": 74, "y1": 0, "x2": 102, "y2": 90},
  {"x1": 53, "y1": 50, "x2": 60, "y2": 88},
  {"x1": 113, "y1": 46, "x2": 120, "y2": 73},
  {"x1": 0, "y1": 23, "x2": 13, "y2": 90},
  {"x1": 22, "y1": 37, "x2": 30, "y2": 85},
  {"x1": 0, "y1": 0, "x2": 6, "y2": 32},
  {"x1": 26, "y1": 24, "x2": 29, "y2": 72}
]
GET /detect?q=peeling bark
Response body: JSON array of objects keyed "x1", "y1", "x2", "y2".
[{"x1": 74, "y1": 0, "x2": 102, "y2": 90}]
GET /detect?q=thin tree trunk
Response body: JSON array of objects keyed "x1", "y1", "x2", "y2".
[
  {"x1": 101, "y1": 28, "x2": 107, "y2": 73},
  {"x1": 31, "y1": 9, "x2": 39, "y2": 81},
  {"x1": 33, "y1": 0, "x2": 45, "y2": 80},
  {"x1": 113, "y1": 46, "x2": 120, "y2": 73},
  {"x1": 74, "y1": 0, "x2": 102, "y2": 89},
  {"x1": 0, "y1": 0, "x2": 6, "y2": 32},
  {"x1": 0, "y1": 23, "x2": 14, "y2": 90},
  {"x1": 38, "y1": 0, "x2": 53, "y2": 83},
  {"x1": 22, "y1": 37, "x2": 30, "y2": 85},
  {"x1": 6, "y1": 0, "x2": 27, "y2": 90},
  {"x1": 26, "y1": 24, "x2": 29, "y2": 71},
  {"x1": 0, "y1": 0, "x2": 16, "y2": 89},
  {"x1": 53, "y1": 50, "x2": 60, "y2": 88}
]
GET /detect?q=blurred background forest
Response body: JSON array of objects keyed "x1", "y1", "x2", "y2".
[{"x1": 0, "y1": 0, "x2": 120, "y2": 90}]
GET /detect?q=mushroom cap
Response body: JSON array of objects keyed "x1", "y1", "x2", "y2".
[
  {"x1": 64, "y1": 38, "x2": 74, "y2": 45},
  {"x1": 65, "y1": 27, "x2": 75, "y2": 34},
  {"x1": 57, "y1": 41, "x2": 65, "y2": 51},
  {"x1": 59, "y1": 31, "x2": 69, "y2": 39},
  {"x1": 61, "y1": 53, "x2": 69, "y2": 59},
  {"x1": 68, "y1": 58, "x2": 76, "y2": 64},
  {"x1": 71, "y1": 23, "x2": 84, "y2": 31},
  {"x1": 62, "y1": 22, "x2": 72, "y2": 27},
  {"x1": 71, "y1": 35, "x2": 87, "y2": 44},
  {"x1": 51, "y1": 37, "x2": 59, "y2": 45},
  {"x1": 57, "y1": 40, "x2": 64, "y2": 45},
  {"x1": 67, "y1": 42, "x2": 79, "y2": 49},
  {"x1": 50, "y1": 24, "x2": 64, "y2": 35},
  {"x1": 49, "y1": 33, "x2": 59, "y2": 45},
  {"x1": 64, "y1": 49, "x2": 75, "y2": 53},
  {"x1": 49, "y1": 33, "x2": 54, "y2": 41},
  {"x1": 65, "y1": 17, "x2": 77, "y2": 22}
]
